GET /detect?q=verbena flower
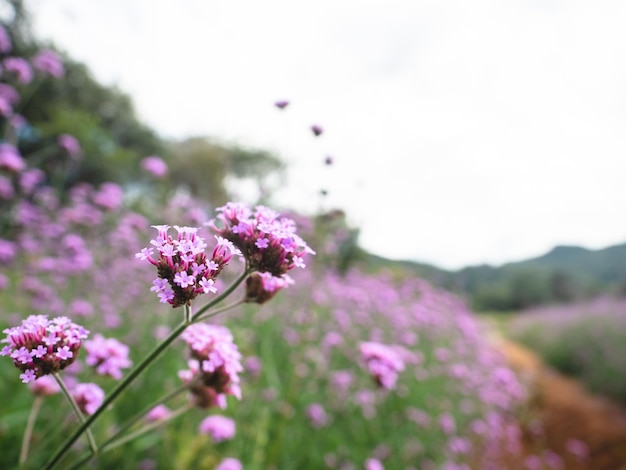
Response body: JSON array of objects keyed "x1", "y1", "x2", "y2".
[
  {"x1": 145, "y1": 404, "x2": 171, "y2": 423},
  {"x1": 216, "y1": 458, "x2": 243, "y2": 470},
  {"x1": 71, "y1": 382, "x2": 105, "y2": 415},
  {"x1": 306, "y1": 403, "x2": 329, "y2": 428},
  {"x1": 198, "y1": 414, "x2": 236, "y2": 442},
  {"x1": 28, "y1": 375, "x2": 61, "y2": 396},
  {"x1": 92, "y1": 182, "x2": 123, "y2": 210},
  {"x1": 244, "y1": 271, "x2": 294, "y2": 304},
  {"x1": 140, "y1": 156, "x2": 168, "y2": 178},
  {"x1": 3, "y1": 57, "x2": 33, "y2": 84},
  {"x1": 84, "y1": 334, "x2": 132, "y2": 380},
  {"x1": 365, "y1": 458, "x2": 385, "y2": 470},
  {"x1": 58, "y1": 134, "x2": 82, "y2": 159},
  {"x1": 179, "y1": 324, "x2": 243, "y2": 409},
  {"x1": 359, "y1": 341, "x2": 405, "y2": 391},
  {"x1": 1, "y1": 315, "x2": 89, "y2": 383},
  {"x1": 0, "y1": 143, "x2": 25, "y2": 172},
  {"x1": 208, "y1": 202, "x2": 314, "y2": 287},
  {"x1": 31, "y1": 49, "x2": 64, "y2": 78},
  {"x1": 311, "y1": 124, "x2": 323, "y2": 136},
  {"x1": 136, "y1": 225, "x2": 236, "y2": 308}
]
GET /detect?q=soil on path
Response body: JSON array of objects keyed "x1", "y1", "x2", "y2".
[{"x1": 497, "y1": 338, "x2": 626, "y2": 470}]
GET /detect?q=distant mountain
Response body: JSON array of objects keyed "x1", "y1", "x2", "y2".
[{"x1": 360, "y1": 242, "x2": 626, "y2": 311}]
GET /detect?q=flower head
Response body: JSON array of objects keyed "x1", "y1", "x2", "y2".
[
  {"x1": 208, "y1": 202, "x2": 314, "y2": 282},
  {"x1": 140, "y1": 156, "x2": 168, "y2": 178},
  {"x1": 72, "y1": 382, "x2": 105, "y2": 415},
  {"x1": 216, "y1": 458, "x2": 243, "y2": 470},
  {"x1": 244, "y1": 271, "x2": 294, "y2": 304},
  {"x1": 28, "y1": 375, "x2": 61, "y2": 396},
  {"x1": 199, "y1": 414, "x2": 236, "y2": 442},
  {"x1": 31, "y1": 49, "x2": 64, "y2": 78},
  {"x1": 359, "y1": 341, "x2": 405, "y2": 390},
  {"x1": 3, "y1": 57, "x2": 33, "y2": 84},
  {"x1": 311, "y1": 124, "x2": 323, "y2": 136},
  {"x1": 137, "y1": 225, "x2": 233, "y2": 308},
  {"x1": 0, "y1": 143, "x2": 25, "y2": 172},
  {"x1": 145, "y1": 404, "x2": 171, "y2": 422},
  {"x1": 1, "y1": 315, "x2": 89, "y2": 383},
  {"x1": 179, "y1": 324, "x2": 243, "y2": 409},
  {"x1": 58, "y1": 134, "x2": 82, "y2": 159},
  {"x1": 84, "y1": 334, "x2": 132, "y2": 380}
]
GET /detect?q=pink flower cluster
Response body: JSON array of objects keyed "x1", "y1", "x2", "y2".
[
  {"x1": 208, "y1": 202, "x2": 315, "y2": 296},
  {"x1": 84, "y1": 334, "x2": 132, "y2": 380},
  {"x1": 359, "y1": 341, "x2": 405, "y2": 390},
  {"x1": 198, "y1": 414, "x2": 236, "y2": 442},
  {"x1": 72, "y1": 382, "x2": 105, "y2": 415},
  {"x1": 136, "y1": 225, "x2": 238, "y2": 308},
  {"x1": 1, "y1": 315, "x2": 89, "y2": 383},
  {"x1": 140, "y1": 156, "x2": 168, "y2": 178},
  {"x1": 179, "y1": 323, "x2": 243, "y2": 409}
]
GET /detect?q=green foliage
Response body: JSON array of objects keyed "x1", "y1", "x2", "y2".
[
  {"x1": 364, "y1": 243, "x2": 626, "y2": 311},
  {"x1": 162, "y1": 137, "x2": 285, "y2": 209}
]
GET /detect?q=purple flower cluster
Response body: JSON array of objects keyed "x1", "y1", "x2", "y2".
[
  {"x1": 136, "y1": 225, "x2": 238, "y2": 308},
  {"x1": 359, "y1": 341, "x2": 406, "y2": 390},
  {"x1": 1, "y1": 315, "x2": 89, "y2": 383},
  {"x1": 140, "y1": 156, "x2": 168, "y2": 178},
  {"x1": 208, "y1": 202, "x2": 314, "y2": 299},
  {"x1": 179, "y1": 323, "x2": 243, "y2": 409},
  {"x1": 72, "y1": 382, "x2": 105, "y2": 415},
  {"x1": 198, "y1": 414, "x2": 236, "y2": 442},
  {"x1": 84, "y1": 334, "x2": 132, "y2": 380}
]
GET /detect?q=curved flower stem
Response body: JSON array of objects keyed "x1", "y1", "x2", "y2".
[
  {"x1": 19, "y1": 395, "x2": 43, "y2": 468},
  {"x1": 65, "y1": 404, "x2": 192, "y2": 470},
  {"x1": 191, "y1": 267, "x2": 252, "y2": 321},
  {"x1": 192, "y1": 298, "x2": 246, "y2": 324},
  {"x1": 44, "y1": 271, "x2": 251, "y2": 470},
  {"x1": 52, "y1": 373, "x2": 98, "y2": 455}
]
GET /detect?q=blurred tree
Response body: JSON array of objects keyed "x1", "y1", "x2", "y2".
[
  {"x1": 166, "y1": 137, "x2": 284, "y2": 208},
  {"x1": 1, "y1": 0, "x2": 166, "y2": 191},
  {"x1": 549, "y1": 270, "x2": 577, "y2": 303}
]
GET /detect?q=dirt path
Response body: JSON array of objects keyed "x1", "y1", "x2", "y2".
[{"x1": 497, "y1": 338, "x2": 626, "y2": 470}]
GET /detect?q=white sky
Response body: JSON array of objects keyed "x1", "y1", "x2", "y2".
[{"x1": 25, "y1": 0, "x2": 626, "y2": 269}]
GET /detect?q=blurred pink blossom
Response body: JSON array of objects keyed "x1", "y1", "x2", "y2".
[
  {"x1": 32, "y1": 49, "x2": 64, "y2": 78},
  {"x1": 0, "y1": 144, "x2": 25, "y2": 172},
  {"x1": 199, "y1": 415, "x2": 236, "y2": 442},
  {"x1": 140, "y1": 156, "x2": 168, "y2": 178}
]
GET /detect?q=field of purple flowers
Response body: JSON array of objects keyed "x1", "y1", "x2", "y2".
[
  {"x1": 0, "y1": 23, "x2": 578, "y2": 470},
  {"x1": 0, "y1": 174, "x2": 531, "y2": 469},
  {"x1": 507, "y1": 296, "x2": 626, "y2": 405}
]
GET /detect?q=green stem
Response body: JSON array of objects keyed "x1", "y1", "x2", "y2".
[
  {"x1": 192, "y1": 267, "x2": 252, "y2": 321},
  {"x1": 44, "y1": 271, "x2": 251, "y2": 470},
  {"x1": 184, "y1": 303, "x2": 192, "y2": 323},
  {"x1": 19, "y1": 395, "x2": 43, "y2": 468},
  {"x1": 192, "y1": 299, "x2": 246, "y2": 324},
  {"x1": 52, "y1": 373, "x2": 98, "y2": 455}
]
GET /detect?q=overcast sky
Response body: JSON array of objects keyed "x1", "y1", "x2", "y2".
[{"x1": 25, "y1": 0, "x2": 626, "y2": 269}]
